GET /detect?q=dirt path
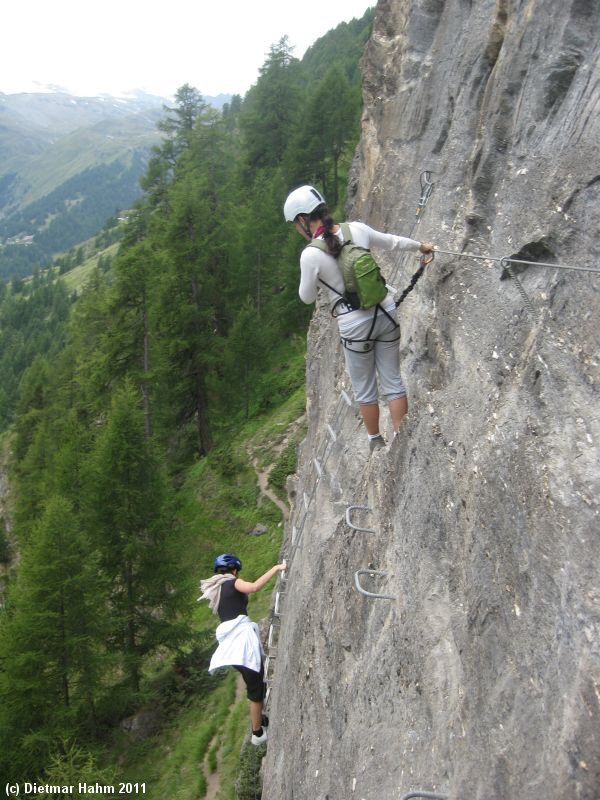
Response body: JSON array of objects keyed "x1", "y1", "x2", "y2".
[
  {"x1": 252, "y1": 457, "x2": 290, "y2": 520},
  {"x1": 248, "y1": 414, "x2": 306, "y2": 523},
  {"x1": 204, "y1": 675, "x2": 246, "y2": 800}
]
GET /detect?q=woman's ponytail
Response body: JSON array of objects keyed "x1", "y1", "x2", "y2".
[{"x1": 310, "y1": 204, "x2": 341, "y2": 257}]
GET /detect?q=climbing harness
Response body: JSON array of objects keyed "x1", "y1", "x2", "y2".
[{"x1": 340, "y1": 303, "x2": 400, "y2": 353}]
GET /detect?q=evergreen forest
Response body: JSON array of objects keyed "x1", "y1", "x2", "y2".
[{"x1": 0, "y1": 11, "x2": 373, "y2": 796}]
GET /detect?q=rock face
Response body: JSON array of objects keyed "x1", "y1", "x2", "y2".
[{"x1": 262, "y1": 1, "x2": 599, "y2": 799}]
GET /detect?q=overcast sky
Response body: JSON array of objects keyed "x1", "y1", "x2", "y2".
[{"x1": 1, "y1": 0, "x2": 374, "y2": 99}]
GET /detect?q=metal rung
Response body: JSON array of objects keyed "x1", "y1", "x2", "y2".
[
  {"x1": 400, "y1": 793, "x2": 447, "y2": 800},
  {"x1": 264, "y1": 686, "x2": 271, "y2": 706},
  {"x1": 354, "y1": 570, "x2": 396, "y2": 601},
  {"x1": 313, "y1": 458, "x2": 322, "y2": 477},
  {"x1": 274, "y1": 591, "x2": 286, "y2": 616},
  {"x1": 264, "y1": 655, "x2": 276, "y2": 678},
  {"x1": 267, "y1": 623, "x2": 277, "y2": 649},
  {"x1": 346, "y1": 505, "x2": 375, "y2": 534},
  {"x1": 341, "y1": 389, "x2": 353, "y2": 407},
  {"x1": 326, "y1": 424, "x2": 337, "y2": 441},
  {"x1": 291, "y1": 524, "x2": 298, "y2": 544},
  {"x1": 303, "y1": 491, "x2": 310, "y2": 510}
]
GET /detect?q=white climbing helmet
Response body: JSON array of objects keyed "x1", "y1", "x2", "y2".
[{"x1": 283, "y1": 185, "x2": 325, "y2": 222}]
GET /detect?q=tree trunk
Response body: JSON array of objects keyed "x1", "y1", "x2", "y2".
[
  {"x1": 125, "y1": 562, "x2": 139, "y2": 691},
  {"x1": 58, "y1": 591, "x2": 70, "y2": 708},
  {"x1": 195, "y1": 370, "x2": 212, "y2": 455},
  {"x1": 141, "y1": 306, "x2": 152, "y2": 439}
]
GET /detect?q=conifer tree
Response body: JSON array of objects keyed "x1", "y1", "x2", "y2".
[
  {"x1": 152, "y1": 116, "x2": 231, "y2": 455},
  {"x1": 106, "y1": 235, "x2": 157, "y2": 438},
  {"x1": 287, "y1": 64, "x2": 359, "y2": 207},
  {"x1": 85, "y1": 382, "x2": 190, "y2": 691},
  {"x1": 241, "y1": 37, "x2": 304, "y2": 172},
  {"x1": 0, "y1": 496, "x2": 107, "y2": 779},
  {"x1": 220, "y1": 299, "x2": 269, "y2": 419},
  {"x1": 141, "y1": 84, "x2": 209, "y2": 208}
]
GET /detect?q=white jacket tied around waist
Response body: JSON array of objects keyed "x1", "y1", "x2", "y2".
[{"x1": 208, "y1": 614, "x2": 263, "y2": 674}]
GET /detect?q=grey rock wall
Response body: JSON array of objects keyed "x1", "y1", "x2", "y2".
[{"x1": 263, "y1": 1, "x2": 599, "y2": 798}]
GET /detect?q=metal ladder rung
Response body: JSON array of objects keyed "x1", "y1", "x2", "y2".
[
  {"x1": 264, "y1": 654, "x2": 276, "y2": 678},
  {"x1": 354, "y1": 569, "x2": 396, "y2": 600},
  {"x1": 267, "y1": 623, "x2": 278, "y2": 649},
  {"x1": 274, "y1": 591, "x2": 286, "y2": 616},
  {"x1": 346, "y1": 505, "x2": 375, "y2": 534},
  {"x1": 341, "y1": 389, "x2": 353, "y2": 407}
]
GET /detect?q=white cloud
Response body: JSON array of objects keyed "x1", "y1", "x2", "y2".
[{"x1": 2, "y1": 0, "x2": 373, "y2": 98}]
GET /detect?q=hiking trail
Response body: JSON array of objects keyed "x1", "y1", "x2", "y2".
[
  {"x1": 203, "y1": 675, "x2": 245, "y2": 800},
  {"x1": 248, "y1": 414, "x2": 306, "y2": 522}
]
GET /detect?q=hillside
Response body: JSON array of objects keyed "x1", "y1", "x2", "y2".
[
  {"x1": 0, "y1": 90, "x2": 231, "y2": 281},
  {"x1": 263, "y1": 0, "x2": 600, "y2": 798}
]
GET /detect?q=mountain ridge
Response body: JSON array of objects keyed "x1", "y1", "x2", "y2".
[{"x1": 0, "y1": 89, "x2": 233, "y2": 280}]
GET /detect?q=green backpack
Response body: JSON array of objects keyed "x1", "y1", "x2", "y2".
[{"x1": 307, "y1": 222, "x2": 388, "y2": 311}]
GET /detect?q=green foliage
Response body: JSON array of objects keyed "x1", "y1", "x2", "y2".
[
  {"x1": 269, "y1": 439, "x2": 298, "y2": 493},
  {"x1": 0, "y1": 272, "x2": 71, "y2": 431},
  {"x1": 0, "y1": 523, "x2": 9, "y2": 562},
  {"x1": 85, "y1": 383, "x2": 194, "y2": 690},
  {"x1": 40, "y1": 741, "x2": 118, "y2": 797},
  {"x1": 0, "y1": 496, "x2": 109, "y2": 778},
  {"x1": 0, "y1": 155, "x2": 148, "y2": 280},
  {"x1": 301, "y1": 8, "x2": 375, "y2": 86},
  {"x1": 235, "y1": 741, "x2": 267, "y2": 799},
  {"x1": 241, "y1": 37, "x2": 304, "y2": 173}
]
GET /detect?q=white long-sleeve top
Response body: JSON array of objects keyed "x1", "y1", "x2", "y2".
[
  {"x1": 208, "y1": 614, "x2": 263, "y2": 674},
  {"x1": 298, "y1": 221, "x2": 421, "y2": 333}
]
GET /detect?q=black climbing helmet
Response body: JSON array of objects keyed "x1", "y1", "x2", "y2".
[{"x1": 213, "y1": 553, "x2": 242, "y2": 573}]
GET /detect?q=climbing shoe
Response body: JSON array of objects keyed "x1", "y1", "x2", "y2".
[
  {"x1": 251, "y1": 728, "x2": 268, "y2": 746},
  {"x1": 368, "y1": 434, "x2": 386, "y2": 452}
]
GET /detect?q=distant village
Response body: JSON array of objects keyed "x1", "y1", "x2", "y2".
[{"x1": 0, "y1": 233, "x2": 35, "y2": 247}]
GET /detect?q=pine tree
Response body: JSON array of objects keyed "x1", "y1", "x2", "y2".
[
  {"x1": 287, "y1": 64, "x2": 359, "y2": 207},
  {"x1": 241, "y1": 37, "x2": 304, "y2": 172},
  {"x1": 152, "y1": 116, "x2": 232, "y2": 455},
  {"x1": 0, "y1": 496, "x2": 107, "y2": 779},
  {"x1": 85, "y1": 383, "x2": 191, "y2": 691}
]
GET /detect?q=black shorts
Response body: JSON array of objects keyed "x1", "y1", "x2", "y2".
[{"x1": 234, "y1": 663, "x2": 266, "y2": 702}]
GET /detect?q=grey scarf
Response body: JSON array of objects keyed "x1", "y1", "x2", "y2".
[{"x1": 198, "y1": 573, "x2": 236, "y2": 614}]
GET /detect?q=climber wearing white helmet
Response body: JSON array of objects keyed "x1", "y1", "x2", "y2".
[{"x1": 284, "y1": 185, "x2": 434, "y2": 451}]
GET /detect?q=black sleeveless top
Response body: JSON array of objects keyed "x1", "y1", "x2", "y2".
[{"x1": 217, "y1": 579, "x2": 248, "y2": 622}]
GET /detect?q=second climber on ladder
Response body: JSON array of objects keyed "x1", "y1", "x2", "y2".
[{"x1": 199, "y1": 554, "x2": 287, "y2": 746}]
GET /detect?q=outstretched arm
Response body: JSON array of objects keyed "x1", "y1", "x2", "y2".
[{"x1": 235, "y1": 563, "x2": 287, "y2": 595}]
